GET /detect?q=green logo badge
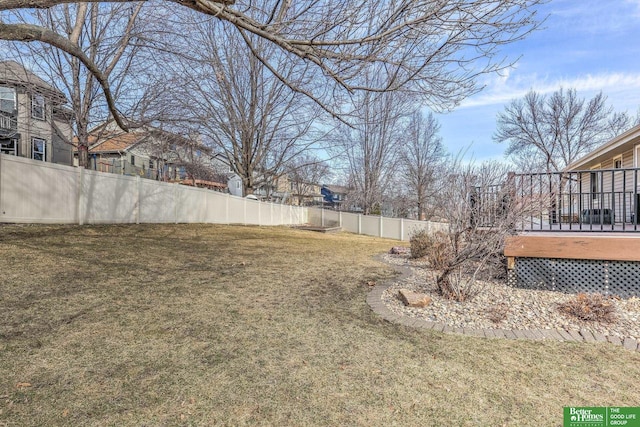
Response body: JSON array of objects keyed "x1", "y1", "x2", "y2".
[{"x1": 564, "y1": 407, "x2": 640, "y2": 427}]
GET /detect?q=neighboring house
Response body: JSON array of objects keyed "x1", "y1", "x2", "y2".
[
  {"x1": 293, "y1": 181, "x2": 324, "y2": 206},
  {"x1": 253, "y1": 173, "x2": 324, "y2": 205},
  {"x1": 256, "y1": 174, "x2": 322, "y2": 206},
  {"x1": 76, "y1": 121, "x2": 227, "y2": 191},
  {"x1": 321, "y1": 185, "x2": 349, "y2": 209},
  {"x1": 0, "y1": 60, "x2": 73, "y2": 165},
  {"x1": 209, "y1": 153, "x2": 244, "y2": 197}
]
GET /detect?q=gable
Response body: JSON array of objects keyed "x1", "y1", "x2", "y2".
[{"x1": 0, "y1": 61, "x2": 67, "y2": 104}]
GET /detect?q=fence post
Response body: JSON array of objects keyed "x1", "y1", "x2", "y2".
[
  {"x1": 339, "y1": 211, "x2": 342, "y2": 228},
  {"x1": 358, "y1": 214, "x2": 362, "y2": 235},
  {"x1": 225, "y1": 194, "x2": 229, "y2": 224},
  {"x1": 243, "y1": 197, "x2": 247, "y2": 225},
  {"x1": 321, "y1": 207, "x2": 325, "y2": 227},
  {"x1": 0, "y1": 153, "x2": 3, "y2": 218},
  {"x1": 174, "y1": 182, "x2": 179, "y2": 224},
  {"x1": 400, "y1": 218, "x2": 404, "y2": 241},
  {"x1": 379, "y1": 215, "x2": 383, "y2": 237},
  {"x1": 257, "y1": 201, "x2": 261, "y2": 226},
  {"x1": 78, "y1": 167, "x2": 85, "y2": 225},
  {"x1": 135, "y1": 176, "x2": 141, "y2": 224}
]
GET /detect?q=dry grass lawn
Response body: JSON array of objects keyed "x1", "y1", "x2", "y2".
[{"x1": 1, "y1": 223, "x2": 639, "y2": 426}]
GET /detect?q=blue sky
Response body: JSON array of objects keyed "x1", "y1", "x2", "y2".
[{"x1": 436, "y1": 0, "x2": 640, "y2": 162}]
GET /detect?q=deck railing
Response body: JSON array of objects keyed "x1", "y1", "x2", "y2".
[{"x1": 476, "y1": 168, "x2": 640, "y2": 232}]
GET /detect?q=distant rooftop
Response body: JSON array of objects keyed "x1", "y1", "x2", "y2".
[{"x1": 0, "y1": 60, "x2": 66, "y2": 103}]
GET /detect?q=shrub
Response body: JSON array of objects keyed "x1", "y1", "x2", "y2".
[
  {"x1": 557, "y1": 293, "x2": 617, "y2": 323},
  {"x1": 425, "y1": 232, "x2": 451, "y2": 271},
  {"x1": 485, "y1": 302, "x2": 510, "y2": 324},
  {"x1": 409, "y1": 229, "x2": 432, "y2": 259}
]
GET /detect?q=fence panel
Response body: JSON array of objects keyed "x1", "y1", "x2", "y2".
[
  {"x1": 307, "y1": 208, "x2": 322, "y2": 225},
  {"x1": 1, "y1": 155, "x2": 78, "y2": 223},
  {"x1": 138, "y1": 180, "x2": 177, "y2": 223},
  {"x1": 81, "y1": 170, "x2": 137, "y2": 224},
  {"x1": 361, "y1": 215, "x2": 380, "y2": 237},
  {"x1": 323, "y1": 209, "x2": 341, "y2": 227},
  {"x1": 177, "y1": 185, "x2": 210, "y2": 223},
  {"x1": 381, "y1": 217, "x2": 401, "y2": 240},
  {"x1": 0, "y1": 155, "x2": 310, "y2": 227},
  {"x1": 341, "y1": 212, "x2": 360, "y2": 234},
  {"x1": 204, "y1": 191, "x2": 230, "y2": 224},
  {"x1": 244, "y1": 199, "x2": 261, "y2": 225}
]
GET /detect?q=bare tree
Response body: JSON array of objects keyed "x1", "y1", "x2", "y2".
[
  {"x1": 146, "y1": 20, "x2": 324, "y2": 195},
  {"x1": 10, "y1": 2, "x2": 146, "y2": 168},
  {"x1": 285, "y1": 154, "x2": 330, "y2": 206},
  {"x1": 494, "y1": 88, "x2": 638, "y2": 172},
  {"x1": 334, "y1": 74, "x2": 413, "y2": 215},
  {"x1": 400, "y1": 110, "x2": 447, "y2": 220},
  {"x1": 427, "y1": 158, "x2": 550, "y2": 301},
  {"x1": 1, "y1": 0, "x2": 545, "y2": 129}
]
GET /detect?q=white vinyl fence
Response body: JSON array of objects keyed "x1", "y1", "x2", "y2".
[
  {"x1": 307, "y1": 208, "x2": 446, "y2": 241},
  {"x1": 0, "y1": 154, "x2": 307, "y2": 226}
]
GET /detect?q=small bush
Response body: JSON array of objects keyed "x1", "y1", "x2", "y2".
[
  {"x1": 425, "y1": 232, "x2": 451, "y2": 271},
  {"x1": 557, "y1": 293, "x2": 617, "y2": 323},
  {"x1": 409, "y1": 229, "x2": 432, "y2": 259},
  {"x1": 409, "y1": 230, "x2": 450, "y2": 263},
  {"x1": 485, "y1": 303, "x2": 510, "y2": 324}
]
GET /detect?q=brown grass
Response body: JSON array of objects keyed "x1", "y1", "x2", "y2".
[
  {"x1": 558, "y1": 293, "x2": 618, "y2": 323},
  {"x1": 1, "y1": 224, "x2": 639, "y2": 426}
]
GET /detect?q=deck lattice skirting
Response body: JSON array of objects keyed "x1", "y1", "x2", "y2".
[{"x1": 504, "y1": 234, "x2": 640, "y2": 298}]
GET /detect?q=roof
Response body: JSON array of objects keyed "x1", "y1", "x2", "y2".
[
  {"x1": 323, "y1": 184, "x2": 349, "y2": 194},
  {"x1": 83, "y1": 119, "x2": 211, "y2": 154},
  {"x1": 88, "y1": 132, "x2": 147, "y2": 153},
  {"x1": 0, "y1": 60, "x2": 66, "y2": 103},
  {"x1": 566, "y1": 124, "x2": 640, "y2": 171}
]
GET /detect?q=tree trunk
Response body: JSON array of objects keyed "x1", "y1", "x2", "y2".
[{"x1": 77, "y1": 144, "x2": 89, "y2": 169}]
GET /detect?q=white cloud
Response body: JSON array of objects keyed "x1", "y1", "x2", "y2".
[{"x1": 460, "y1": 72, "x2": 640, "y2": 110}]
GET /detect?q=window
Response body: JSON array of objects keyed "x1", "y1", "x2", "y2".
[
  {"x1": 32, "y1": 137, "x2": 46, "y2": 161},
  {"x1": 613, "y1": 155, "x2": 622, "y2": 169},
  {"x1": 31, "y1": 94, "x2": 45, "y2": 120},
  {"x1": 0, "y1": 87, "x2": 16, "y2": 113},
  {"x1": 149, "y1": 159, "x2": 154, "y2": 169},
  {"x1": 130, "y1": 155, "x2": 135, "y2": 166},
  {"x1": 0, "y1": 138, "x2": 18, "y2": 156}
]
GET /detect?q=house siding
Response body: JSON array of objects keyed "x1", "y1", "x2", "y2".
[{"x1": 1, "y1": 72, "x2": 72, "y2": 165}]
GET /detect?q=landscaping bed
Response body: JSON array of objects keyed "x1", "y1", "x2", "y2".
[{"x1": 381, "y1": 253, "x2": 640, "y2": 341}]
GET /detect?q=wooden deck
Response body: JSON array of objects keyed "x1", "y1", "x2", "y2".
[{"x1": 504, "y1": 232, "x2": 640, "y2": 261}]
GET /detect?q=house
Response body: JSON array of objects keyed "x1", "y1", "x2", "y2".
[
  {"x1": 566, "y1": 123, "x2": 640, "y2": 171},
  {"x1": 289, "y1": 179, "x2": 324, "y2": 206},
  {"x1": 0, "y1": 60, "x2": 73, "y2": 165},
  {"x1": 321, "y1": 185, "x2": 349, "y2": 209},
  {"x1": 253, "y1": 174, "x2": 325, "y2": 205},
  {"x1": 76, "y1": 121, "x2": 227, "y2": 191},
  {"x1": 502, "y1": 124, "x2": 640, "y2": 298},
  {"x1": 562, "y1": 123, "x2": 640, "y2": 225}
]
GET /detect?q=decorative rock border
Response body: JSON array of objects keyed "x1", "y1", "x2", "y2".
[{"x1": 367, "y1": 254, "x2": 640, "y2": 353}]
